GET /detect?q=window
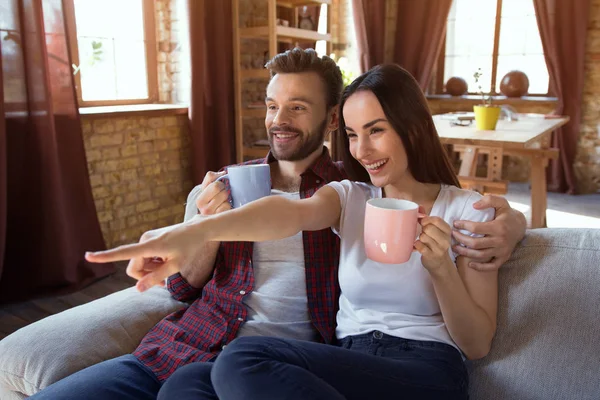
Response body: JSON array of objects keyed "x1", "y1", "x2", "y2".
[
  {"x1": 315, "y1": 4, "x2": 329, "y2": 57},
  {"x1": 439, "y1": 0, "x2": 550, "y2": 95},
  {"x1": 64, "y1": 0, "x2": 157, "y2": 106}
]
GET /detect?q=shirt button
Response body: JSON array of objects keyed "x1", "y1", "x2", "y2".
[
  {"x1": 237, "y1": 317, "x2": 244, "y2": 322},
  {"x1": 373, "y1": 331, "x2": 383, "y2": 339},
  {"x1": 316, "y1": 179, "x2": 321, "y2": 184},
  {"x1": 222, "y1": 345, "x2": 227, "y2": 350},
  {"x1": 239, "y1": 290, "x2": 246, "y2": 295}
]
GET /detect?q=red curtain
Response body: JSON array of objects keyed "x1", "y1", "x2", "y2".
[
  {"x1": 188, "y1": 0, "x2": 236, "y2": 183},
  {"x1": 0, "y1": 0, "x2": 113, "y2": 304},
  {"x1": 352, "y1": 0, "x2": 387, "y2": 73},
  {"x1": 393, "y1": 0, "x2": 453, "y2": 91},
  {"x1": 533, "y1": 0, "x2": 591, "y2": 194}
]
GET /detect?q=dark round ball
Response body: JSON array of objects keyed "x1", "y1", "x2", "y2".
[
  {"x1": 445, "y1": 77, "x2": 468, "y2": 96},
  {"x1": 500, "y1": 70, "x2": 530, "y2": 97}
]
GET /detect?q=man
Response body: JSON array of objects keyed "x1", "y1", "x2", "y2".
[{"x1": 31, "y1": 48, "x2": 526, "y2": 399}]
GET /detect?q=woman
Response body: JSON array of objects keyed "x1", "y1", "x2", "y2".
[{"x1": 88, "y1": 64, "x2": 497, "y2": 399}]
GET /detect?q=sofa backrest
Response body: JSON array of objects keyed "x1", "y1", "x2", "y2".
[{"x1": 468, "y1": 228, "x2": 600, "y2": 400}]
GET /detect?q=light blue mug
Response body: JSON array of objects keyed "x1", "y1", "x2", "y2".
[{"x1": 217, "y1": 164, "x2": 271, "y2": 208}]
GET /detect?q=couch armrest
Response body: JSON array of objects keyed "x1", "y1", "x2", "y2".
[{"x1": 0, "y1": 286, "x2": 186, "y2": 396}]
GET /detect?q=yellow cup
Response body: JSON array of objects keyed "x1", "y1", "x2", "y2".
[{"x1": 473, "y1": 105, "x2": 501, "y2": 130}]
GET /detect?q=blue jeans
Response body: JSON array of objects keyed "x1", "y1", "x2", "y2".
[
  {"x1": 210, "y1": 333, "x2": 469, "y2": 400},
  {"x1": 27, "y1": 354, "x2": 218, "y2": 400}
]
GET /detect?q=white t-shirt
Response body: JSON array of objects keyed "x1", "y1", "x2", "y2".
[
  {"x1": 328, "y1": 180, "x2": 494, "y2": 353},
  {"x1": 237, "y1": 190, "x2": 318, "y2": 342}
]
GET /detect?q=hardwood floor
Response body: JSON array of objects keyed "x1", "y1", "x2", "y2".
[
  {"x1": 0, "y1": 183, "x2": 598, "y2": 341},
  {"x1": 0, "y1": 262, "x2": 134, "y2": 340}
]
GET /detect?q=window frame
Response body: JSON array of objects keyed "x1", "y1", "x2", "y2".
[
  {"x1": 64, "y1": 0, "x2": 159, "y2": 107},
  {"x1": 435, "y1": 0, "x2": 549, "y2": 97}
]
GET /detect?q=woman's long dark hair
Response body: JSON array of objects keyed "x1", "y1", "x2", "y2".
[{"x1": 335, "y1": 64, "x2": 460, "y2": 188}]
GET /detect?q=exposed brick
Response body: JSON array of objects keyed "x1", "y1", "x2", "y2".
[
  {"x1": 154, "y1": 140, "x2": 169, "y2": 152},
  {"x1": 119, "y1": 169, "x2": 139, "y2": 182},
  {"x1": 92, "y1": 119, "x2": 116, "y2": 134},
  {"x1": 109, "y1": 219, "x2": 127, "y2": 231},
  {"x1": 86, "y1": 150, "x2": 102, "y2": 162},
  {"x1": 155, "y1": 185, "x2": 169, "y2": 197},
  {"x1": 89, "y1": 174, "x2": 103, "y2": 188},
  {"x1": 97, "y1": 210, "x2": 113, "y2": 223},
  {"x1": 81, "y1": 119, "x2": 92, "y2": 135},
  {"x1": 164, "y1": 116, "x2": 179, "y2": 127},
  {"x1": 142, "y1": 212, "x2": 160, "y2": 223},
  {"x1": 115, "y1": 118, "x2": 140, "y2": 131},
  {"x1": 168, "y1": 138, "x2": 182, "y2": 150},
  {"x1": 121, "y1": 157, "x2": 141, "y2": 170},
  {"x1": 138, "y1": 141, "x2": 154, "y2": 154},
  {"x1": 148, "y1": 117, "x2": 165, "y2": 128},
  {"x1": 143, "y1": 165, "x2": 163, "y2": 176},
  {"x1": 92, "y1": 186, "x2": 111, "y2": 199},
  {"x1": 102, "y1": 133, "x2": 124, "y2": 147},
  {"x1": 127, "y1": 215, "x2": 139, "y2": 226},
  {"x1": 142, "y1": 153, "x2": 161, "y2": 166},
  {"x1": 136, "y1": 200, "x2": 160, "y2": 213},
  {"x1": 96, "y1": 160, "x2": 120, "y2": 173},
  {"x1": 138, "y1": 189, "x2": 152, "y2": 202},
  {"x1": 105, "y1": 196, "x2": 124, "y2": 208},
  {"x1": 124, "y1": 192, "x2": 139, "y2": 205},
  {"x1": 120, "y1": 145, "x2": 138, "y2": 157},
  {"x1": 102, "y1": 147, "x2": 121, "y2": 160},
  {"x1": 116, "y1": 205, "x2": 136, "y2": 219}
]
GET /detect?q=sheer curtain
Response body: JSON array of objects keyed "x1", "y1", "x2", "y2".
[
  {"x1": 533, "y1": 0, "x2": 591, "y2": 194},
  {"x1": 0, "y1": 0, "x2": 113, "y2": 304}
]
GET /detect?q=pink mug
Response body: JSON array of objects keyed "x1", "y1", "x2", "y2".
[{"x1": 364, "y1": 198, "x2": 424, "y2": 264}]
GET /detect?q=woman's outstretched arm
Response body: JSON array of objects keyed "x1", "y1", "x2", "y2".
[
  {"x1": 200, "y1": 185, "x2": 341, "y2": 242},
  {"x1": 85, "y1": 186, "x2": 341, "y2": 291}
]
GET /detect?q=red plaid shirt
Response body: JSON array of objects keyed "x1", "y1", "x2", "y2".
[{"x1": 133, "y1": 148, "x2": 347, "y2": 382}]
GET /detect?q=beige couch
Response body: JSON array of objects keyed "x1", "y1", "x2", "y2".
[{"x1": 0, "y1": 228, "x2": 599, "y2": 399}]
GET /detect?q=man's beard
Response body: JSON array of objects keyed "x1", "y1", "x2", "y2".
[{"x1": 268, "y1": 117, "x2": 328, "y2": 161}]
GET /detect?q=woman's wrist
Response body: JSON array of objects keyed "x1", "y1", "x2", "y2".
[{"x1": 427, "y1": 258, "x2": 455, "y2": 280}]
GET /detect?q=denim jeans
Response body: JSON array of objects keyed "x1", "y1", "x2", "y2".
[
  {"x1": 27, "y1": 354, "x2": 218, "y2": 400},
  {"x1": 211, "y1": 333, "x2": 468, "y2": 400}
]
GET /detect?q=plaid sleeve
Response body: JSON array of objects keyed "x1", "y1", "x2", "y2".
[{"x1": 167, "y1": 273, "x2": 202, "y2": 302}]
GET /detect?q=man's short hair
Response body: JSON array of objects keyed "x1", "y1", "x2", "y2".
[{"x1": 265, "y1": 47, "x2": 343, "y2": 109}]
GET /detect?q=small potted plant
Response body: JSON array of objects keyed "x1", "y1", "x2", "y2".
[{"x1": 473, "y1": 68, "x2": 501, "y2": 130}]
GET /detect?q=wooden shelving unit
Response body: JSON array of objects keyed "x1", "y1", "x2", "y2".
[{"x1": 232, "y1": 0, "x2": 332, "y2": 162}]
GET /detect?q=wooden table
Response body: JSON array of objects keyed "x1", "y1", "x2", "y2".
[{"x1": 433, "y1": 114, "x2": 569, "y2": 228}]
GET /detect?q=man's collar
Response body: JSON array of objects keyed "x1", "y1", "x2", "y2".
[{"x1": 264, "y1": 146, "x2": 339, "y2": 182}]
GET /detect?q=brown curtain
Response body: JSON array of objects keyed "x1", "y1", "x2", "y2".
[
  {"x1": 352, "y1": 0, "x2": 387, "y2": 72},
  {"x1": 188, "y1": 0, "x2": 236, "y2": 183},
  {"x1": 534, "y1": 0, "x2": 590, "y2": 194},
  {"x1": 393, "y1": 0, "x2": 453, "y2": 90},
  {"x1": 0, "y1": 0, "x2": 114, "y2": 304}
]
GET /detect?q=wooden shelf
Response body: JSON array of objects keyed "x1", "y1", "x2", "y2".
[
  {"x1": 242, "y1": 108, "x2": 267, "y2": 118},
  {"x1": 277, "y1": 0, "x2": 331, "y2": 8},
  {"x1": 244, "y1": 146, "x2": 270, "y2": 159},
  {"x1": 241, "y1": 69, "x2": 270, "y2": 80},
  {"x1": 233, "y1": 0, "x2": 332, "y2": 163},
  {"x1": 240, "y1": 26, "x2": 331, "y2": 42}
]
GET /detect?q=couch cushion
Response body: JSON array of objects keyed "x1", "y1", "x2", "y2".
[
  {"x1": 468, "y1": 228, "x2": 600, "y2": 400},
  {"x1": 0, "y1": 286, "x2": 186, "y2": 396}
]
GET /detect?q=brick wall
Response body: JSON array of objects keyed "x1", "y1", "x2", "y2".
[
  {"x1": 156, "y1": 0, "x2": 190, "y2": 104},
  {"x1": 578, "y1": 0, "x2": 600, "y2": 193},
  {"x1": 82, "y1": 114, "x2": 193, "y2": 248}
]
